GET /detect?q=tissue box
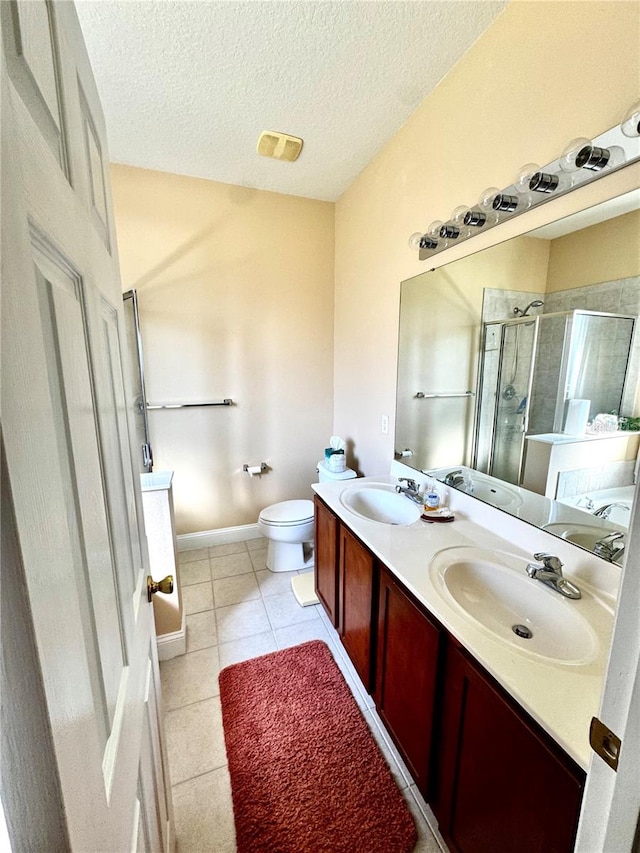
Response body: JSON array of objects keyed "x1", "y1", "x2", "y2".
[{"x1": 328, "y1": 451, "x2": 346, "y2": 472}]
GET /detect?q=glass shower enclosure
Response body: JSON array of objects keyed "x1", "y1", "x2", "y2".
[
  {"x1": 122, "y1": 289, "x2": 153, "y2": 473},
  {"x1": 473, "y1": 310, "x2": 636, "y2": 486}
]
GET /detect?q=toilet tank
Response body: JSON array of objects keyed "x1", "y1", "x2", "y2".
[{"x1": 317, "y1": 460, "x2": 357, "y2": 482}]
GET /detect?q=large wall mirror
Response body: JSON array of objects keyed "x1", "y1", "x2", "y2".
[{"x1": 396, "y1": 189, "x2": 640, "y2": 563}]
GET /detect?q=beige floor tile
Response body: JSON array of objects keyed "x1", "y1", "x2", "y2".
[
  {"x1": 248, "y1": 547, "x2": 268, "y2": 570},
  {"x1": 263, "y1": 590, "x2": 320, "y2": 630},
  {"x1": 209, "y1": 541, "x2": 247, "y2": 558},
  {"x1": 215, "y1": 598, "x2": 271, "y2": 643},
  {"x1": 186, "y1": 610, "x2": 217, "y2": 652},
  {"x1": 182, "y1": 581, "x2": 213, "y2": 615},
  {"x1": 165, "y1": 697, "x2": 227, "y2": 785},
  {"x1": 218, "y1": 630, "x2": 278, "y2": 669},
  {"x1": 213, "y1": 572, "x2": 260, "y2": 608},
  {"x1": 179, "y1": 558, "x2": 211, "y2": 587},
  {"x1": 162, "y1": 535, "x2": 448, "y2": 852},
  {"x1": 274, "y1": 618, "x2": 331, "y2": 650},
  {"x1": 210, "y1": 551, "x2": 253, "y2": 580},
  {"x1": 160, "y1": 646, "x2": 220, "y2": 710},
  {"x1": 178, "y1": 547, "x2": 210, "y2": 564},
  {"x1": 172, "y1": 767, "x2": 236, "y2": 853},
  {"x1": 255, "y1": 568, "x2": 297, "y2": 597}
]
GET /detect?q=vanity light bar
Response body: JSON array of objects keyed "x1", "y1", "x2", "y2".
[{"x1": 411, "y1": 101, "x2": 640, "y2": 262}]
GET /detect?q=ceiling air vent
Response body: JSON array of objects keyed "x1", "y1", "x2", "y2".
[{"x1": 257, "y1": 131, "x2": 303, "y2": 162}]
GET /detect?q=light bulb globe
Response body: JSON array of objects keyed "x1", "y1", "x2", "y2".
[
  {"x1": 514, "y1": 163, "x2": 540, "y2": 194},
  {"x1": 559, "y1": 137, "x2": 592, "y2": 173},
  {"x1": 621, "y1": 100, "x2": 640, "y2": 138}
]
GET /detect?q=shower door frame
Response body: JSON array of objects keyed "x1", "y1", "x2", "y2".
[
  {"x1": 490, "y1": 315, "x2": 540, "y2": 485},
  {"x1": 123, "y1": 288, "x2": 153, "y2": 472},
  {"x1": 473, "y1": 315, "x2": 541, "y2": 485}
]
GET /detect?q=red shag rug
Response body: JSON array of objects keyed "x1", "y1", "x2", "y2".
[{"x1": 219, "y1": 640, "x2": 417, "y2": 853}]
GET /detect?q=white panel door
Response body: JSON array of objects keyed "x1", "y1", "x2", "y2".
[{"x1": 1, "y1": 2, "x2": 173, "y2": 849}]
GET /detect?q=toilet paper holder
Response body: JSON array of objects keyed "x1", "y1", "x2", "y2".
[{"x1": 243, "y1": 462, "x2": 268, "y2": 476}]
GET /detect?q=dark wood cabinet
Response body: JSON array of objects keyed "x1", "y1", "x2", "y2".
[
  {"x1": 435, "y1": 641, "x2": 585, "y2": 853},
  {"x1": 339, "y1": 523, "x2": 375, "y2": 691},
  {"x1": 375, "y1": 566, "x2": 442, "y2": 798},
  {"x1": 313, "y1": 499, "x2": 585, "y2": 852},
  {"x1": 314, "y1": 497, "x2": 339, "y2": 626}
]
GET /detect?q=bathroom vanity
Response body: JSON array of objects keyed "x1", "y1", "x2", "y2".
[{"x1": 312, "y1": 466, "x2": 617, "y2": 853}]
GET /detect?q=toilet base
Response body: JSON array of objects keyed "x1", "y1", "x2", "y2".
[{"x1": 267, "y1": 540, "x2": 314, "y2": 573}]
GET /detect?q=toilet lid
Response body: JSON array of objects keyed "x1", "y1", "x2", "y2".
[{"x1": 260, "y1": 499, "x2": 314, "y2": 525}]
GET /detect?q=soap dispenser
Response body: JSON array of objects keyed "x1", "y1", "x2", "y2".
[{"x1": 423, "y1": 480, "x2": 440, "y2": 512}]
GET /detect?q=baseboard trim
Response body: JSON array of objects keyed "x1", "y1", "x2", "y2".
[
  {"x1": 156, "y1": 609, "x2": 187, "y2": 660},
  {"x1": 177, "y1": 522, "x2": 262, "y2": 551}
]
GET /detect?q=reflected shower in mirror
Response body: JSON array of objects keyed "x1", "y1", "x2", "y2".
[
  {"x1": 395, "y1": 190, "x2": 640, "y2": 560},
  {"x1": 475, "y1": 309, "x2": 636, "y2": 487}
]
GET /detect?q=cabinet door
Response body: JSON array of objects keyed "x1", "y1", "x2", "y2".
[
  {"x1": 314, "y1": 497, "x2": 339, "y2": 626},
  {"x1": 437, "y1": 643, "x2": 585, "y2": 853},
  {"x1": 339, "y1": 524, "x2": 375, "y2": 690},
  {"x1": 375, "y1": 567, "x2": 442, "y2": 797}
]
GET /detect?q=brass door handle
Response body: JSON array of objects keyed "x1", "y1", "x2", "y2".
[{"x1": 147, "y1": 574, "x2": 174, "y2": 603}]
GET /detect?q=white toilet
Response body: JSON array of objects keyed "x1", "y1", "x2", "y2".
[{"x1": 257, "y1": 460, "x2": 357, "y2": 573}]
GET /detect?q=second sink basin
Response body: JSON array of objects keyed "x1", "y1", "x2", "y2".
[
  {"x1": 429, "y1": 547, "x2": 604, "y2": 664},
  {"x1": 340, "y1": 483, "x2": 422, "y2": 525},
  {"x1": 542, "y1": 522, "x2": 615, "y2": 550}
]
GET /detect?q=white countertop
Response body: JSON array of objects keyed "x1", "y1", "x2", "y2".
[
  {"x1": 526, "y1": 430, "x2": 638, "y2": 444},
  {"x1": 312, "y1": 464, "x2": 620, "y2": 771}
]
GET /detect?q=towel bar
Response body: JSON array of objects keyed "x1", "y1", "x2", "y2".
[
  {"x1": 415, "y1": 391, "x2": 475, "y2": 399},
  {"x1": 146, "y1": 399, "x2": 233, "y2": 410}
]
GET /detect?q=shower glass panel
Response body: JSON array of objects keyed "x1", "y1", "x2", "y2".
[
  {"x1": 491, "y1": 320, "x2": 537, "y2": 484},
  {"x1": 122, "y1": 289, "x2": 153, "y2": 473},
  {"x1": 562, "y1": 312, "x2": 635, "y2": 423}
]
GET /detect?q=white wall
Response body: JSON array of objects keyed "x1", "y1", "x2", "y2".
[
  {"x1": 334, "y1": 1, "x2": 640, "y2": 477},
  {"x1": 112, "y1": 166, "x2": 335, "y2": 534}
]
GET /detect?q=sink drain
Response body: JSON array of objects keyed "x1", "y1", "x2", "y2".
[{"x1": 512, "y1": 624, "x2": 533, "y2": 639}]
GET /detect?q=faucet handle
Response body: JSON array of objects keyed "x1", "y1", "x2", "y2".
[
  {"x1": 601, "y1": 532, "x2": 624, "y2": 543},
  {"x1": 533, "y1": 552, "x2": 563, "y2": 572},
  {"x1": 398, "y1": 477, "x2": 417, "y2": 490}
]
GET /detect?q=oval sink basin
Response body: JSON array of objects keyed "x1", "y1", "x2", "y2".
[
  {"x1": 467, "y1": 478, "x2": 524, "y2": 510},
  {"x1": 542, "y1": 522, "x2": 613, "y2": 550},
  {"x1": 340, "y1": 483, "x2": 422, "y2": 525},
  {"x1": 429, "y1": 547, "x2": 603, "y2": 664}
]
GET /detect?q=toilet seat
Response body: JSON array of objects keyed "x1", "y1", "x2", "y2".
[{"x1": 259, "y1": 500, "x2": 314, "y2": 526}]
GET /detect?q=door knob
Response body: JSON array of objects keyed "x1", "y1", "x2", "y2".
[{"x1": 147, "y1": 574, "x2": 174, "y2": 603}]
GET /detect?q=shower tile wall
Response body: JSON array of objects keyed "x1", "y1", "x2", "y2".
[
  {"x1": 528, "y1": 314, "x2": 565, "y2": 434},
  {"x1": 556, "y1": 459, "x2": 636, "y2": 500}
]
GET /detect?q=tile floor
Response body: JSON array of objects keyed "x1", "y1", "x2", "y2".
[{"x1": 160, "y1": 537, "x2": 448, "y2": 853}]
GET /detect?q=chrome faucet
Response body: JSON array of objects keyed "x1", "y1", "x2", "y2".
[
  {"x1": 592, "y1": 502, "x2": 630, "y2": 520},
  {"x1": 395, "y1": 477, "x2": 423, "y2": 504},
  {"x1": 444, "y1": 469, "x2": 465, "y2": 488},
  {"x1": 594, "y1": 531, "x2": 625, "y2": 563},
  {"x1": 526, "y1": 552, "x2": 581, "y2": 599}
]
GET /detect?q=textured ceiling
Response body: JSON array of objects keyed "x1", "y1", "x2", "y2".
[{"x1": 75, "y1": 0, "x2": 507, "y2": 201}]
